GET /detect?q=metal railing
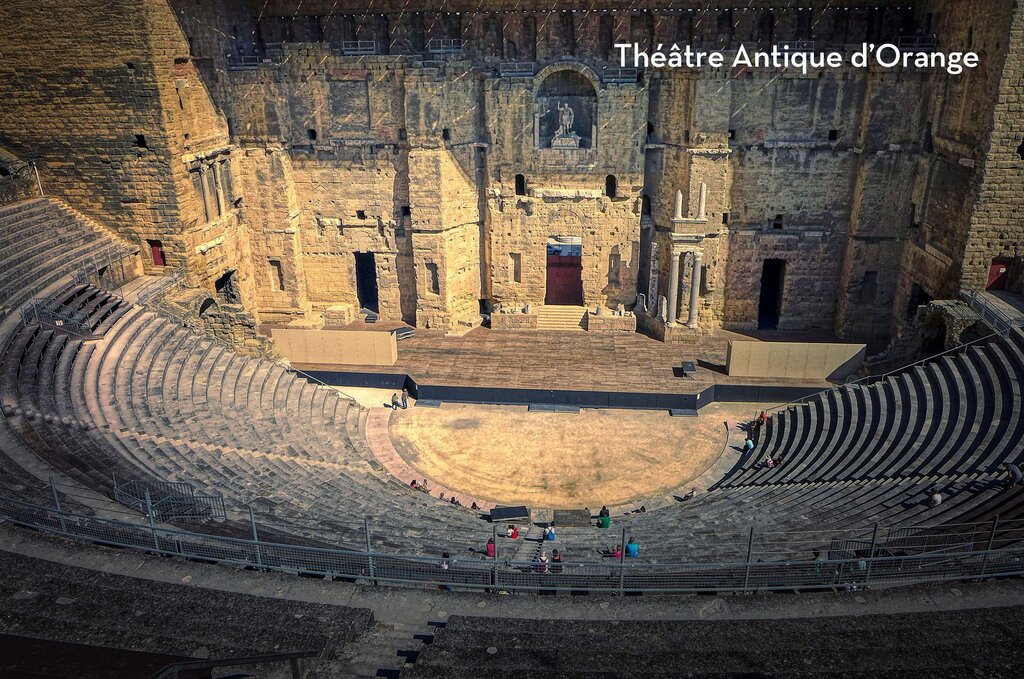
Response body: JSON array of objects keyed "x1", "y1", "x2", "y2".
[
  {"x1": 961, "y1": 287, "x2": 1017, "y2": 336},
  {"x1": 602, "y1": 66, "x2": 639, "y2": 83},
  {"x1": 341, "y1": 40, "x2": 379, "y2": 56},
  {"x1": 427, "y1": 39, "x2": 464, "y2": 55},
  {"x1": 21, "y1": 297, "x2": 92, "y2": 337},
  {"x1": 0, "y1": 160, "x2": 42, "y2": 205},
  {"x1": 3, "y1": 494, "x2": 1024, "y2": 595},
  {"x1": 72, "y1": 248, "x2": 135, "y2": 292},
  {"x1": 499, "y1": 61, "x2": 536, "y2": 77},
  {"x1": 113, "y1": 478, "x2": 226, "y2": 522},
  {"x1": 225, "y1": 55, "x2": 266, "y2": 70}
]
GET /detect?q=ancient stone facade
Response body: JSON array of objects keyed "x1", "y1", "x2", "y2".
[{"x1": 0, "y1": 0, "x2": 1021, "y2": 347}]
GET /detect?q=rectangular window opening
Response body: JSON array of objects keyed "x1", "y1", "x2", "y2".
[
  {"x1": 509, "y1": 253, "x2": 522, "y2": 283},
  {"x1": 426, "y1": 262, "x2": 440, "y2": 294},
  {"x1": 269, "y1": 259, "x2": 285, "y2": 291}
]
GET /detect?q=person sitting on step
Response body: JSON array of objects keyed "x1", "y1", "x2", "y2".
[
  {"x1": 507, "y1": 524, "x2": 518, "y2": 539},
  {"x1": 485, "y1": 537, "x2": 495, "y2": 558},
  {"x1": 1002, "y1": 462, "x2": 1024, "y2": 487},
  {"x1": 625, "y1": 536, "x2": 639, "y2": 558}
]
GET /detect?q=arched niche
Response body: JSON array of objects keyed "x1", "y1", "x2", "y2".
[{"x1": 535, "y1": 66, "x2": 598, "y2": 149}]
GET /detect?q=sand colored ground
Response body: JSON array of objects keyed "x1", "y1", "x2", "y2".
[{"x1": 389, "y1": 402, "x2": 764, "y2": 508}]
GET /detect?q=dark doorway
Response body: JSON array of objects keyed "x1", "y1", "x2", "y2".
[
  {"x1": 354, "y1": 252, "x2": 379, "y2": 312},
  {"x1": 214, "y1": 270, "x2": 241, "y2": 304},
  {"x1": 758, "y1": 259, "x2": 786, "y2": 329},
  {"x1": 905, "y1": 283, "x2": 933, "y2": 321},
  {"x1": 545, "y1": 239, "x2": 584, "y2": 305},
  {"x1": 987, "y1": 258, "x2": 1010, "y2": 291}
]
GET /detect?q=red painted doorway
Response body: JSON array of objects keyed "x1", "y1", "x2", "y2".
[
  {"x1": 545, "y1": 238, "x2": 583, "y2": 305},
  {"x1": 147, "y1": 239, "x2": 165, "y2": 267},
  {"x1": 987, "y1": 259, "x2": 1010, "y2": 291}
]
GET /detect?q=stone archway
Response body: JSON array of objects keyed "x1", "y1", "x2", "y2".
[{"x1": 535, "y1": 66, "x2": 598, "y2": 149}]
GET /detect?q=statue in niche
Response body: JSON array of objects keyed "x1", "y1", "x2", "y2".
[
  {"x1": 550, "y1": 101, "x2": 581, "y2": 149},
  {"x1": 557, "y1": 101, "x2": 575, "y2": 136}
]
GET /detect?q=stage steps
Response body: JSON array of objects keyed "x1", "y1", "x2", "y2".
[{"x1": 536, "y1": 305, "x2": 586, "y2": 331}]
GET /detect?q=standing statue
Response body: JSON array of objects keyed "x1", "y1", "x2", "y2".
[{"x1": 556, "y1": 101, "x2": 575, "y2": 136}]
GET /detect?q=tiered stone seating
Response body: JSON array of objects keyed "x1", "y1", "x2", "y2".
[
  {"x1": 720, "y1": 330, "x2": 1024, "y2": 487},
  {"x1": 0, "y1": 198, "x2": 133, "y2": 312},
  {"x1": 405, "y1": 610, "x2": 1024, "y2": 677},
  {"x1": 3, "y1": 290, "x2": 485, "y2": 555},
  {"x1": 1, "y1": 194, "x2": 1021, "y2": 568},
  {"x1": 0, "y1": 197, "x2": 136, "y2": 512},
  {"x1": 0, "y1": 548, "x2": 373, "y2": 675},
  {"x1": 522, "y1": 328, "x2": 1024, "y2": 563}
]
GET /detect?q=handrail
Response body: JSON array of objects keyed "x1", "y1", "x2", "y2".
[
  {"x1": 150, "y1": 650, "x2": 318, "y2": 679},
  {"x1": 3, "y1": 493, "x2": 1024, "y2": 595}
]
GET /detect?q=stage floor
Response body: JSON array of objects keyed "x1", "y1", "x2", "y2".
[{"x1": 292, "y1": 326, "x2": 833, "y2": 394}]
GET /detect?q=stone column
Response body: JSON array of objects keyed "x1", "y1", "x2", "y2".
[
  {"x1": 697, "y1": 182, "x2": 707, "y2": 220},
  {"x1": 212, "y1": 162, "x2": 226, "y2": 217},
  {"x1": 674, "y1": 190, "x2": 684, "y2": 220},
  {"x1": 666, "y1": 249, "x2": 680, "y2": 326},
  {"x1": 687, "y1": 251, "x2": 703, "y2": 327}
]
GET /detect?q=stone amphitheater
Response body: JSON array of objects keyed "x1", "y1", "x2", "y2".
[{"x1": 1, "y1": 0, "x2": 1024, "y2": 676}]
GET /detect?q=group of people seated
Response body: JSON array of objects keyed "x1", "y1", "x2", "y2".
[
  {"x1": 606, "y1": 537, "x2": 640, "y2": 559},
  {"x1": 410, "y1": 478, "x2": 480, "y2": 510}
]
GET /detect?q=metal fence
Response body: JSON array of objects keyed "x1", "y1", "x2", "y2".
[
  {"x1": 0, "y1": 160, "x2": 42, "y2": 206},
  {"x1": 961, "y1": 287, "x2": 1017, "y2": 336},
  {"x1": 113, "y1": 479, "x2": 227, "y2": 523},
  {"x1": 21, "y1": 297, "x2": 92, "y2": 337},
  {"x1": 3, "y1": 494, "x2": 1024, "y2": 594}
]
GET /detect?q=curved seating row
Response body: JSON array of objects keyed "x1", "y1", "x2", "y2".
[
  {"x1": 721, "y1": 330, "x2": 1024, "y2": 487},
  {"x1": 2, "y1": 290, "x2": 484, "y2": 555}
]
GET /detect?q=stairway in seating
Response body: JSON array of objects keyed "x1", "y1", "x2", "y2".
[{"x1": 536, "y1": 305, "x2": 587, "y2": 331}]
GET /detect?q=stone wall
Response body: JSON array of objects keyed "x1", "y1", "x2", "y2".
[
  {"x1": 960, "y1": 1, "x2": 1024, "y2": 292},
  {"x1": 2, "y1": 0, "x2": 1020, "y2": 348}
]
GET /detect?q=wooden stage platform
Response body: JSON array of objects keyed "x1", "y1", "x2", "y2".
[{"x1": 291, "y1": 326, "x2": 833, "y2": 395}]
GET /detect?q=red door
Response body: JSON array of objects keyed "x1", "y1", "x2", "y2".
[
  {"x1": 987, "y1": 260, "x2": 1009, "y2": 290},
  {"x1": 148, "y1": 239, "x2": 165, "y2": 267},
  {"x1": 545, "y1": 254, "x2": 584, "y2": 305}
]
